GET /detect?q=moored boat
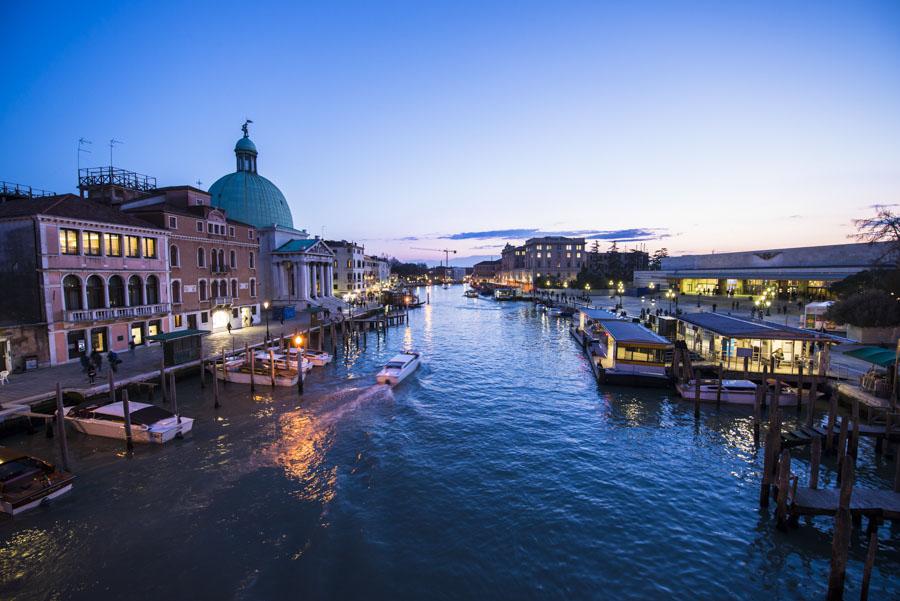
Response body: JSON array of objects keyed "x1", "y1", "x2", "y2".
[
  {"x1": 209, "y1": 356, "x2": 300, "y2": 386},
  {"x1": 0, "y1": 449, "x2": 74, "y2": 515},
  {"x1": 64, "y1": 400, "x2": 193, "y2": 443},
  {"x1": 464, "y1": 290, "x2": 479, "y2": 298},
  {"x1": 675, "y1": 379, "x2": 804, "y2": 406},
  {"x1": 376, "y1": 351, "x2": 421, "y2": 386},
  {"x1": 302, "y1": 349, "x2": 332, "y2": 366}
]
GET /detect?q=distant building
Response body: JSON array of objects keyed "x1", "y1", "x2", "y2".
[
  {"x1": 473, "y1": 259, "x2": 501, "y2": 281},
  {"x1": 363, "y1": 254, "x2": 391, "y2": 289},
  {"x1": 585, "y1": 248, "x2": 650, "y2": 283},
  {"x1": 327, "y1": 240, "x2": 366, "y2": 298},
  {"x1": 0, "y1": 195, "x2": 170, "y2": 368},
  {"x1": 121, "y1": 186, "x2": 261, "y2": 333},
  {"x1": 633, "y1": 242, "x2": 895, "y2": 299},
  {"x1": 498, "y1": 237, "x2": 586, "y2": 286}
]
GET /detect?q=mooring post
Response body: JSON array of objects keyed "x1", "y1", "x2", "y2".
[
  {"x1": 121, "y1": 388, "x2": 134, "y2": 452},
  {"x1": 221, "y1": 349, "x2": 227, "y2": 386},
  {"x1": 775, "y1": 449, "x2": 791, "y2": 531},
  {"x1": 826, "y1": 392, "x2": 838, "y2": 453},
  {"x1": 826, "y1": 460, "x2": 854, "y2": 601},
  {"x1": 806, "y1": 374, "x2": 817, "y2": 428},
  {"x1": 753, "y1": 382, "x2": 762, "y2": 447},
  {"x1": 159, "y1": 357, "x2": 168, "y2": 403},
  {"x1": 693, "y1": 375, "x2": 701, "y2": 418},
  {"x1": 836, "y1": 418, "x2": 849, "y2": 486},
  {"x1": 849, "y1": 400, "x2": 860, "y2": 462},
  {"x1": 742, "y1": 355, "x2": 749, "y2": 380},
  {"x1": 55, "y1": 383, "x2": 70, "y2": 472},
  {"x1": 213, "y1": 356, "x2": 220, "y2": 409},
  {"x1": 170, "y1": 373, "x2": 182, "y2": 437},
  {"x1": 761, "y1": 364, "x2": 769, "y2": 411},
  {"x1": 716, "y1": 364, "x2": 723, "y2": 408},
  {"x1": 269, "y1": 350, "x2": 276, "y2": 387},
  {"x1": 200, "y1": 356, "x2": 206, "y2": 389},
  {"x1": 796, "y1": 364, "x2": 804, "y2": 411},
  {"x1": 810, "y1": 435, "x2": 822, "y2": 490},
  {"x1": 108, "y1": 369, "x2": 116, "y2": 405},
  {"x1": 860, "y1": 519, "x2": 880, "y2": 601},
  {"x1": 249, "y1": 346, "x2": 256, "y2": 393}
]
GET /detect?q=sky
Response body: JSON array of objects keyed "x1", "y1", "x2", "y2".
[{"x1": 2, "y1": 1, "x2": 900, "y2": 265}]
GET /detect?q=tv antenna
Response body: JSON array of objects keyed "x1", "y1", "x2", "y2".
[
  {"x1": 196, "y1": 179, "x2": 203, "y2": 189},
  {"x1": 77, "y1": 137, "x2": 92, "y2": 173},
  {"x1": 109, "y1": 138, "x2": 123, "y2": 166}
]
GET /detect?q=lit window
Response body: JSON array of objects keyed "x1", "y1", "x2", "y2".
[
  {"x1": 142, "y1": 237, "x2": 158, "y2": 258},
  {"x1": 105, "y1": 234, "x2": 122, "y2": 256},
  {"x1": 125, "y1": 236, "x2": 141, "y2": 258},
  {"x1": 59, "y1": 228, "x2": 79, "y2": 254},
  {"x1": 83, "y1": 231, "x2": 101, "y2": 256}
]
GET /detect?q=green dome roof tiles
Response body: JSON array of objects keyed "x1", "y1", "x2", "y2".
[{"x1": 208, "y1": 171, "x2": 293, "y2": 229}]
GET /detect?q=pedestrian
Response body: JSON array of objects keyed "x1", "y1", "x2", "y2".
[
  {"x1": 91, "y1": 349, "x2": 103, "y2": 371},
  {"x1": 79, "y1": 354, "x2": 91, "y2": 373},
  {"x1": 227, "y1": 322, "x2": 232, "y2": 335},
  {"x1": 129, "y1": 337, "x2": 136, "y2": 356},
  {"x1": 107, "y1": 350, "x2": 121, "y2": 373},
  {"x1": 87, "y1": 363, "x2": 97, "y2": 384},
  {"x1": 712, "y1": 303, "x2": 717, "y2": 313}
]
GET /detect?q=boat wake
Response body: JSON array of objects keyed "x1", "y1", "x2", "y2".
[{"x1": 311, "y1": 384, "x2": 395, "y2": 426}]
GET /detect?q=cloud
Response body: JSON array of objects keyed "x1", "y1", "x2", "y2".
[{"x1": 438, "y1": 227, "x2": 667, "y2": 242}]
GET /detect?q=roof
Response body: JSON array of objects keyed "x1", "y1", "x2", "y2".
[
  {"x1": 677, "y1": 312, "x2": 842, "y2": 342},
  {"x1": 146, "y1": 328, "x2": 210, "y2": 342},
  {"x1": 578, "y1": 308, "x2": 619, "y2": 321},
  {"x1": 275, "y1": 239, "x2": 319, "y2": 252},
  {"x1": 601, "y1": 321, "x2": 672, "y2": 346},
  {"x1": 844, "y1": 346, "x2": 897, "y2": 366},
  {"x1": 0, "y1": 195, "x2": 163, "y2": 230},
  {"x1": 235, "y1": 136, "x2": 258, "y2": 154}
]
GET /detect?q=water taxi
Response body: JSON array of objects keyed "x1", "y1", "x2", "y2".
[
  {"x1": 0, "y1": 449, "x2": 74, "y2": 515},
  {"x1": 302, "y1": 349, "x2": 332, "y2": 366},
  {"x1": 376, "y1": 351, "x2": 421, "y2": 386},
  {"x1": 592, "y1": 320, "x2": 673, "y2": 387},
  {"x1": 464, "y1": 289, "x2": 479, "y2": 298},
  {"x1": 210, "y1": 356, "x2": 300, "y2": 387},
  {"x1": 494, "y1": 288, "x2": 516, "y2": 301},
  {"x1": 676, "y1": 379, "x2": 803, "y2": 406},
  {"x1": 65, "y1": 400, "x2": 194, "y2": 443}
]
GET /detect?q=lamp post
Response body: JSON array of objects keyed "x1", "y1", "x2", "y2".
[
  {"x1": 263, "y1": 300, "x2": 271, "y2": 340},
  {"x1": 616, "y1": 281, "x2": 625, "y2": 310},
  {"x1": 294, "y1": 334, "x2": 304, "y2": 394},
  {"x1": 665, "y1": 289, "x2": 675, "y2": 313}
]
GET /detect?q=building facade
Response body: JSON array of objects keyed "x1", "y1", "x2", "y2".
[
  {"x1": 327, "y1": 240, "x2": 366, "y2": 298},
  {"x1": 121, "y1": 186, "x2": 261, "y2": 333},
  {"x1": 0, "y1": 195, "x2": 170, "y2": 368},
  {"x1": 497, "y1": 237, "x2": 586, "y2": 286},
  {"x1": 633, "y1": 242, "x2": 895, "y2": 299},
  {"x1": 473, "y1": 259, "x2": 501, "y2": 281}
]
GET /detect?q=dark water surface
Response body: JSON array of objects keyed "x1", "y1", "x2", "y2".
[{"x1": 1, "y1": 286, "x2": 898, "y2": 600}]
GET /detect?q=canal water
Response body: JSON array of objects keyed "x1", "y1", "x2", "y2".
[{"x1": 1, "y1": 286, "x2": 898, "y2": 600}]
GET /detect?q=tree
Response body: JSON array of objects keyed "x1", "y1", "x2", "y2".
[
  {"x1": 829, "y1": 269, "x2": 900, "y2": 298},
  {"x1": 649, "y1": 248, "x2": 669, "y2": 271},
  {"x1": 824, "y1": 289, "x2": 900, "y2": 328},
  {"x1": 853, "y1": 206, "x2": 900, "y2": 267},
  {"x1": 590, "y1": 240, "x2": 600, "y2": 253}
]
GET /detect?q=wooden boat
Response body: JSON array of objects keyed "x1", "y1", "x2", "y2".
[
  {"x1": 209, "y1": 357, "x2": 299, "y2": 387},
  {"x1": 676, "y1": 379, "x2": 804, "y2": 406},
  {"x1": 376, "y1": 351, "x2": 421, "y2": 386},
  {"x1": 0, "y1": 448, "x2": 74, "y2": 515},
  {"x1": 64, "y1": 400, "x2": 193, "y2": 443}
]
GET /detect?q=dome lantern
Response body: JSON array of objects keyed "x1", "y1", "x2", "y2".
[{"x1": 235, "y1": 119, "x2": 259, "y2": 173}]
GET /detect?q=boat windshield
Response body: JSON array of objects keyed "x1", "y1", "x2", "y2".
[
  {"x1": 130, "y1": 406, "x2": 175, "y2": 426},
  {"x1": 385, "y1": 362, "x2": 406, "y2": 369},
  {"x1": 0, "y1": 458, "x2": 46, "y2": 483}
]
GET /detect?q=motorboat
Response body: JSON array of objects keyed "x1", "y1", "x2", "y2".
[
  {"x1": 302, "y1": 349, "x2": 332, "y2": 366},
  {"x1": 64, "y1": 400, "x2": 193, "y2": 443},
  {"x1": 464, "y1": 290, "x2": 479, "y2": 298},
  {"x1": 494, "y1": 288, "x2": 516, "y2": 301},
  {"x1": 376, "y1": 351, "x2": 421, "y2": 386},
  {"x1": 210, "y1": 355, "x2": 300, "y2": 386},
  {"x1": 676, "y1": 379, "x2": 803, "y2": 406},
  {"x1": 0, "y1": 448, "x2": 74, "y2": 515},
  {"x1": 547, "y1": 306, "x2": 563, "y2": 316}
]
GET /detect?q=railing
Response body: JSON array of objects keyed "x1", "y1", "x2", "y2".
[
  {"x1": 78, "y1": 167, "x2": 157, "y2": 192},
  {"x1": 211, "y1": 266, "x2": 232, "y2": 274},
  {"x1": 1, "y1": 181, "x2": 56, "y2": 198},
  {"x1": 66, "y1": 303, "x2": 170, "y2": 322},
  {"x1": 212, "y1": 296, "x2": 233, "y2": 306}
]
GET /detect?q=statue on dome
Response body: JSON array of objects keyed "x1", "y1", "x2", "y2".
[{"x1": 242, "y1": 119, "x2": 253, "y2": 137}]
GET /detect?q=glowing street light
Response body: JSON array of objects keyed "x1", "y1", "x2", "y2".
[{"x1": 263, "y1": 300, "x2": 271, "y2": 339}]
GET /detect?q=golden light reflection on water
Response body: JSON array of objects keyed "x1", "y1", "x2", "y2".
[{"x1": 0, "y1": 528, "x2": 62, "y2": 585}]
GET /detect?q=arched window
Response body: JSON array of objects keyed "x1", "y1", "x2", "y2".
[
  {"x1": 108, "y1": 275, "x2": 125, "y2": 307},
  {"x1": 211, "y1": 280, "x2": 219, "y2": 298},
  {"x1": 197, "y1": 247, "x2": 205, "y2": 267},
  {"x1": 249, "y1": 252, "x2": 255, "y2": 269},
  {"x1": 86, "y1": 275, "x2": 105, "y2": 309},
  {"x1": 250, "y1": 278, "x2": 256, "y2": 297},
  {"x1": 210, "y1": 248, "x2": 217, "y2": 271},
  {"x1": 63, "y1": 275, "x2": 82, "y2": 310},
  {"x1": 172, "y1": 280, "x2": 181, "y2": 304},
  {"x1": 128, "y1": 275, "x2": 143, "y2": 306},
  {"x1": 170, "y1": 245, "x2": 179, "y2": 267},
  {"x1": 220, "y1": 279, "x2": 227, "y2": 295},
  {"x1": 199, "y1": 280, "x2": 207, "y2": 301},
  {"x1": 218, "y1": 250, "x2": 225, "y2": 270},
  {"x1": 229, "y1": 250, "x2": 236, "y2": 269},
  {"x1": 231, "y1": 279, "x2": 237, "y2": 298},
  {"x1": 145, "y1": 275, "x2": 159, "y2": 305}
]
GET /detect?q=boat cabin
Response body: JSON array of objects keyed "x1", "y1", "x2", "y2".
[{"x1": 596, "y1": 320, "x2": 673, "y2": 378}]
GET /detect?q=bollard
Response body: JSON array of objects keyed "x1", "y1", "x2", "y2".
[
  {"x1": 213, "y1": 356, "x2": 220, "y2": 409},
  {"x1": 121, "y1": 388, "x2": 134, "y2": 452},
  {"x1": 55, "y1": 383, "x2": 70, "y2": 472}
]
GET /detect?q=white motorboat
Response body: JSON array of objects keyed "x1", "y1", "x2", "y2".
[
  {"x1": 464, "y1": 290, "x2": 479, "y2": 298},
  {"x1": 64, "y1": 400, "x2": 193, "y2": 443},
  {"x1": 301, "y1": 349, "x2": 332, "y2": 366},
  {"x1": 376, "y1": 351, "x2": 421, "y2": 386},
  {"x1": 262, "y1": 349, "x2": 313, "y2": 374},
  {"x1": 547, "y1": 306, "x2": 563, "y2": 316},
  {"x1": 0, "y1": 448, "x2": 74, "y2": 515},
  {"x1": 676, "y1": 379, "x2": 804, "y2": 406},
  {"x1": 209, "y1": 356, "x2": 300, "y2": 386}
]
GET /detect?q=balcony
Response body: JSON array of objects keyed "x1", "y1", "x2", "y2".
[
  {"x1": 211, "y1": 266, "x2": 232, "y2": 275},
  {"x1": 66, "y1": 303, "x2": 170, "y2": 322},
  {"x1": 212, "y1": 296, "x2": 233, "y2": 306}
]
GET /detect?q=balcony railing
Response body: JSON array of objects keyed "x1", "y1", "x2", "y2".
[
  {"x1": 66, "y1": 303, "x2": 170, "y2": 322},
  {"x1": 211, "y1": 266, "x2": 232, "y2": 274},
  {"x1": 212, "y1": 296, "x2": 233, "y2": 306}
]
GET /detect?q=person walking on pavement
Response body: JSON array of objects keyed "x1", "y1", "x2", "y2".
[
  {"x1": 227, "y1": 322, "x2": 232, "y2": 335},
  {"x1": 87, "y1": 363, "x2": 97, "y2": 384},
  {"x1": 129, "y1": 337, "x2": 136, "y2": 356}
]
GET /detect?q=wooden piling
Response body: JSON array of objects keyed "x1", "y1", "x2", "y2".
[
  {"x1": 121, "y1": 388, "x2": 134, "y2": 452},
  {"x1": 848, "y1": 400, "x2": 860, "y2": 462},
  {"x1": 269, "y1": 350, "x2": 276, "y2": 387},
  {"x1": 836, "y1": 418, "x2": 849, "y2": 485},
  {"x1": 753, "y1": 382, "x2": 762, "y2": 446},
  {"x1": 213, "y1": 357, "x2": 220, "y2": 409},
  {"x1": 826, "y1": 392, "x2": 838, "y2": 453},
  {"x1": 826, "y1": 460, "x2": 854, "y2": 601},
  {"x1": 894, "y1": 447, "x2": 900, "y2": 493},
  {"x1": 860, "y1": 520, "x2": 879, "y2": 601},
  {"x1": 159, "y1": 358, "x2": 167, "y2": 402},
  {"x1": 775, "y1": 449, "x2": 791, "y2": 530},
  {"x1": 806, "y1": 374, "x2": 817, "y2": 428},
  {"x1": 715, "y1": 364, "x2": 723, "y2": 408},
  {"x1": 55, "y1": 383, "x2": 70, "y2": 472},
  {"x1": 693, "y1": 376, "x2": 701, "y2": 418},
  {"x1": 221, "y1": 349, "x2": 227, "y2": 386},
  {"x1": 742, "y1": 355, "x2": 749, "y2": 380},
  {"x1": 200, "y1": 357, "x2": 205, "y2": 389},
  {"x1": 796, "y1": 364, "x2": 804, "y2": 410},
  {"x1": 249, "y1": 347, "x2": 256, "y2": 393},
  {"x1": 809, "y1": 435, "x2": 821, "y2": 490}
]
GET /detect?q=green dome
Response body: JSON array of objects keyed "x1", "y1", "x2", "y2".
[
  {"x1": 208, "y1": 132, "x2": 294, "y2": 229},
  {"x1": 208, "y1": 171, "x2": 293, "y2": 229}
]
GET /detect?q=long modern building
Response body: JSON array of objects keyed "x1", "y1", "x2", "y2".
[{"x1": 633, "y1": 242, "x2": 894, "y2": 299}]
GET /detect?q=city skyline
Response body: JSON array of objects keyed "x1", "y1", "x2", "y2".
[{"x1": 2, "y1": 1, "x2": 900, "y2": 262}]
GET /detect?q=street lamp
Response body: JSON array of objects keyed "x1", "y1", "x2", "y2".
[
  {"x1": 294, "y1": 334, "x2": 304, "y2": 394},
  {"x1": 263, "y1": 300, "x2": 271, "y2": 340},
  {"x1": 665, "y1": 289, "x2": 675, "y2": 312}
]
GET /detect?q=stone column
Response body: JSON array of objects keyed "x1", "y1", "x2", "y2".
[
  {"x1": 325, "y1": 264, "x2": 333, "y2": 297},
  {"x1": 299, "y1": 261, "x2": 309, "y2": 301},
  {"x1": 311, "y1": 263, "x2": 319, "y2": 299}
]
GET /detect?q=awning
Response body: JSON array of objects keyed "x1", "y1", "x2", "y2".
[
  {"x1": 146, "y1": 328, "x2": 211, "y2": 342},
  {"x1": 844, "y1": 346, "x2": 897, "y2": 367}
]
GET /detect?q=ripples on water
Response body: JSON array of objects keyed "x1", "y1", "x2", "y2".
[{"x1": 0, "y1": 287, "x2": 898, "y2": 600}]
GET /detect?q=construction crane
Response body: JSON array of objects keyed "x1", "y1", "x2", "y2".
[{"x1": 411, "y1": 247, "x2": 458, "y2": 283}]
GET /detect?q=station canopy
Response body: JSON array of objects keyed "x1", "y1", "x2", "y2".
[{"x1": 843, "y1": 346, "x2": 897, "y2": 367}]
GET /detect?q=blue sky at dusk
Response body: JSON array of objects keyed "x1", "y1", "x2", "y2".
[{"x1": 2, "y1": 1, "x2": 900, "y2": 264}]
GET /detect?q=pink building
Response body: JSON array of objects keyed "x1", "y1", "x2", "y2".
[{"x1": 0, "y1": 195, "x2": 170, "y2": 368}]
